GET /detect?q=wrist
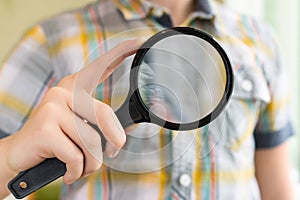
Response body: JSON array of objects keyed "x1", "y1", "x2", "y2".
[
  {"x1": 0, "y1": 135, "x2": 18, "y2": 178},
  {"x1": 0, "y1": 135, "x2": 17, "y2": 198}
]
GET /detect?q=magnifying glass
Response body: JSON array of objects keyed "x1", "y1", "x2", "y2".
[{"x1": 8, "y1": 27, "x2": 233, "y2": 199}]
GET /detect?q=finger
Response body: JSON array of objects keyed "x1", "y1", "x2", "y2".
[
  {"x1": 53, "y1": 135, "x2": 84, "y2": 185},
  {"x1": 38, "y1": 124, "x2": 84, "y2": 185},
  {"x1": 96, "y1": 39, "x2": 141, "y2": 83},
  {"x1": 76, "y1": 39, "x2": 141, "y2": 93},
  {"x1": 40, "y1": 85, "x2": 119, "y2": 160},
  {"x1": 42, "y1": 92, "x2": 104, "y2": 173},
  {"x1": 68, "y1": 92, "x2": 125, "y2": 159},
  {"x1": 36, "y1": 87, "x2": 104, "y2": 178},
  {"x1": 58, "y1": 111, "x2": 104, "y2": 175},
  {"x1": 71, "y1": 90, "x2": 126, "y2": 155},
  {"x1": 94, "y1": 99, "x2": 126, "y2": 158},
  {"x1": 38, "y1": 86, "x2": 72, "y2": 108}
]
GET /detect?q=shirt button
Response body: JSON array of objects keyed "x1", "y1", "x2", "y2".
[
  {"x1": 152, "y1": 8, "x2": 164, "y2": 17},
  {"x1": 242, "y1": 79, "x2": 253, "y2": 92},
  {"x1": 178, "y1": 174, "x2": 191, "y2": 187}
]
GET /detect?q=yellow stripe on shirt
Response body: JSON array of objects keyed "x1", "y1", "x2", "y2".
[
  {"x1": 193, "y1": 129, "x2": 202, "y2": 200},
  {"x1": 0, "y1": 92, "x2": 30, "y2": 116},
  {"x1": 76, "y1": 13, "x2": 89, "y2": 65}
]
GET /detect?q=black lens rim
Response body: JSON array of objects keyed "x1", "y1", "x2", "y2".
[{"x1": 129, "y1": 27, "x2": 234, "y2": 130}]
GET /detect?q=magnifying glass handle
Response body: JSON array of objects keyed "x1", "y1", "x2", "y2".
[
  {"x1": 8, "y1": 122, "x2": 106, "y2": 199},
  {"x1": 8, "y1": 158, "x2": 66, "y2": 199}
]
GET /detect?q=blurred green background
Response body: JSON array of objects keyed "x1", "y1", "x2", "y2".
[
  {"x1": 0, "y1": 0, "x2": 92, "y2": 62},
  {"x1": 1, "y1": 0, "x2": 299, "y2": 199}
]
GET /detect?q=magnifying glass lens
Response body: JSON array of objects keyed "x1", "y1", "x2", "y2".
[{"x1": 138, "y1": 34, "x2": 226, "y2": 124}]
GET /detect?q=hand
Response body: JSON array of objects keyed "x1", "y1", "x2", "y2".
[{"x1": 1, "y1": 40, "x2": 140, "y2": 193}]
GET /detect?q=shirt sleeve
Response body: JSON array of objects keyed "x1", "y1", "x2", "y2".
[
  {"x1": 253, "y1": 23, "x2": 294, "y2": 149},
  {"x1": 0, "y1": 25, "x2": 55, "y2": 136}
]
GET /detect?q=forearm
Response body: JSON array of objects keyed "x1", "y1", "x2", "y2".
[
  {"x1": 255, "y1": 142, "x2": 295, "y2": 200},
  {"x1": 0, "y1": 136, "x2": 16, "y2": 198}
]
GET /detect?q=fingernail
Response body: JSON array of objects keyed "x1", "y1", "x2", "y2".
[
  {"x1": 64, "y1": 174, "x2": 73, "y2": 185},
  {"x1": 112, "y1": 112, "x2": 124, "y2": 133},
  {"x1": 106, "y1": 142, "x2": 120, "y2": 158}
]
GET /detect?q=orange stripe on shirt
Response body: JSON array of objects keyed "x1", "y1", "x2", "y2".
[
  {"x1": 101, "y1": 165, "x2": 109, "y2": 200},
  {"x1": 158, "y1": 128, "x2": 168, "y2": 200},
  {"x1": 194, "y1": 129, "x2": 202, "y2": 200},
  {"x1": 210, "y1": 137, "x2": 216, "y2": 200},
  {"x1": 88, "y1": 173, "x2": 97, "y2": 200},
  {"x1": 129, "y1": 0, "x2": 145, "y2": 17}
]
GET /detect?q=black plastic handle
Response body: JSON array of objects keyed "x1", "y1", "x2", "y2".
[
  {"x1": 8, "y1": 158, "x2": 66, "y2": 199},
  {"x1": 8, "y1": 122, "x2": 106, "y2": 199}
]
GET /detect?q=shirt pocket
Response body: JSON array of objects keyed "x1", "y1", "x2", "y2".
[{"x1": 215, "y1": 64, "x2": 271, "y2": 150}]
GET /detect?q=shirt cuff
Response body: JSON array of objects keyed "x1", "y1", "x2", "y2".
[
  {"x1": 0, "y1": 129, "x2": 9, "y2": 139},
  {"x1": 254, "y1": 121, "x2": 294, "y2": 149}
]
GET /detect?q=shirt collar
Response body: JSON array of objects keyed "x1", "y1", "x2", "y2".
[{"x1": 113, "y1": 0, "x2": 215, "y2": 21}]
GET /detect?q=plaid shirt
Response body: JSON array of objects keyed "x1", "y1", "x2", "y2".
[{"x1": 0, "y1": 0, "x2": 293, "y2": 199}]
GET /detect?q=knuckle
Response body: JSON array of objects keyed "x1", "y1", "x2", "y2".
[
  {"x1": 36, "y1": 123, "x2": 52, "y2": 138},
  {"x1": 58, "y1": 74, "x2": 74, "y2": 87},
  {"x1": 44, "y1": 86, "x2": 67, "y2": 101},
  {"x1": 96, "y1": 103, "x2": 115, "y2": 124},
  {"x1": 32, "y1": 124, "x2": 56, "y2": 146},
  {"x1": 85, "y1": 160, "x2": 102, "y2": 174},
  {"x1": 42, "y1": 102, "x2": 60, "y2": 114},
  {"x1": 34, "y1": 103, "x2": 58, "y2": 123},
  {"x1": 98, "y1": 102, "x2": 113, "y2": 115},
  {"x1": 69, "y1": 152, "x2": 84, "y2": 165}
]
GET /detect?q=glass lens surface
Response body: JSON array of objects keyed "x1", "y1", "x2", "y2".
[{"x1": 138, "y1": 34, "x2": 226, "y2": 124}]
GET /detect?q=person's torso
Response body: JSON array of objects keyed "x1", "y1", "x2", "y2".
[{"x1": 39, "y1": 1, "x2": 275, "y2": 199}]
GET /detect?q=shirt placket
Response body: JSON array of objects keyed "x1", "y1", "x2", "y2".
[{"x1": 169, "y1": 131, "x2": 197, "y2": 200}]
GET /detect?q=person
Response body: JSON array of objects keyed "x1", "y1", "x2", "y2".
[{"x1": 0, "y1": 0, "x2": 295, "y2": 199}]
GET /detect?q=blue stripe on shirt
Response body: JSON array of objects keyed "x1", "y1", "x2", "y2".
[{"x1": 0, "y1": 129, "x2": 9, "y2": 139}]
